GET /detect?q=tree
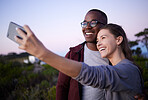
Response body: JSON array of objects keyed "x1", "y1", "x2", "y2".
[
  {"x1": 135, "y1": 28, "x2": 148, "y2": 52},
  {"x1": 128, "y1": 40, "x2": 138, "y2": 48},
  {"x1": 128, "y1": 40, "x2": 139, "y2": 55},
  {"x1": 135, "y1": 47, "x2": 142, "y2": 57}
]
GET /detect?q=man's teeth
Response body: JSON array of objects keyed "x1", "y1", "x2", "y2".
[
  {"x1": 86, "y1": 33, "x2": 93, "y2": 35},
  {"x1": 99, "y1": 48, "x2": 105, "y2": 51}
]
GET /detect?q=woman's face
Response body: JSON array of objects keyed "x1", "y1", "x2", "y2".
[{"x1": 96, "y1": 29, "x2": 120, "y2": 59}]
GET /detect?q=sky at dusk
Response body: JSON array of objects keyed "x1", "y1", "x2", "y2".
[{"x1": 0, "y1": 0, "x2": 148, "y2": 56}]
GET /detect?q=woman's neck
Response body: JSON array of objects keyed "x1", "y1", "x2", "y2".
[{"x1": 108, "y1": 49, "x2": 125, "y2": 66}]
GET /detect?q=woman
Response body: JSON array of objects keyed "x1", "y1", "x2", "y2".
[{"x1": 15, "y1": 23, "x2": 143, "y2": 99}]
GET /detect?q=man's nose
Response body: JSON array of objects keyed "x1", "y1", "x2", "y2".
[{"x1": 86, "y1": 22, "x2": 92, "y2": 28}]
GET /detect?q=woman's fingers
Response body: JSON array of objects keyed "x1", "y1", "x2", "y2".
[
  {"x1": 23, "y1": 25, "x2": 33, "y2": 37},
  {"x1": 16, "y1": 27, "x2": 27, "y2": 40},
  {"x1": 18, "y1": 44, "x2": 26, "y2": 50},
  {"x1": 14, "y1": 36, "x2": 24, "y2": 45},
  {"x1": 15, "y1": 27, "x2": 27, "y2": 46},
  {"x1": 15, "y1": 25, "x2": 31, "y2": 50},
  {"x1": 23, "y1": 25, "x2": 39, "y2": 44}
]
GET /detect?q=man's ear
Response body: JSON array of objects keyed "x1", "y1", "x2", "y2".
[{"x1": 116, "y1": 36, "x2": 123, "y2": 45}]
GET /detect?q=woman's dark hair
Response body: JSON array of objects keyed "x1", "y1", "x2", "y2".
[{"x1": 100, "y1": 23, "x2": 133, "y2": 61}]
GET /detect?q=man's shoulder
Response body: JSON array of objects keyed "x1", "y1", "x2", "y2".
[{"x1": 69, "y1": 42, "x2": 85, "y2": 52}]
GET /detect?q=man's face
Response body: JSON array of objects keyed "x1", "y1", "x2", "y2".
[{"x1": 82, "y1": 11, "x2": 104, "y2": 43}]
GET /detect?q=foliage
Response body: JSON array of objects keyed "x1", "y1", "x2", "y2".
[
  {"x1": 0, "y1": 61, "x2": 24, "y2": 99},
  {"x1": 42, "y1": 64, "x2": 58, "y2": 76},
  {"x1": 133, "y1": 56, "x2": 148, "y2": 69},
  {"x1": 0, "y1": 55, "x2": 58, "y2": 100},
  {"x1": 9, "y1": 82, "x2": 56, "y2": 100},
  {"x1": 135, "y1": 47, "x2": 142, "y2": 57},
  {"x1": 0, "y1": 52, "x2": 148, "y2": 99},
  {"x1": 128, "y1": 40, "x2": 138, "y2": 48},
  {"x1": 133, "y1": 56, "x2": 148, "y2": 97},
  {"x1": 135, "y1": 28, "x2": 148, "y2": 52}
]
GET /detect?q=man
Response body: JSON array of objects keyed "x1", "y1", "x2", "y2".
[{"x1": 56, "y1": 9, "x2": 109, "y2": 100}]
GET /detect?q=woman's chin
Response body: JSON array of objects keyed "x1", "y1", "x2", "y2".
[{"x1": 101, "y1": 54, "x2": 106, "y2": 58}]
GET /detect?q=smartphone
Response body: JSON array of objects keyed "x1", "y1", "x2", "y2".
[{"x1": 7, "y1": 22, "x2": 27, "y2": 44}]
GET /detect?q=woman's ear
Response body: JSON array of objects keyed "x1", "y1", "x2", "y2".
[{"x1": 116, "y1": 36, "x2": 123, "y2": 45}]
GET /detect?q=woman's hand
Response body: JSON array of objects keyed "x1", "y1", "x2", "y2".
[{"x1": 15, "y1": 25, "x2": 47, "y2": 60}]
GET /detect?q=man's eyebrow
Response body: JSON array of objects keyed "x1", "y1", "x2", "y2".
[
  {"x1": 83, "y1": 19, "x2": 97, "y2": 22},
  {"x1": 91, "y1": 19, "x2": 97, "y2": 21}
]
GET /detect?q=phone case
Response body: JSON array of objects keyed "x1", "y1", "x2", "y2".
[{"x1": 7, "y1": 22, "x2": 26, "y2": 44}]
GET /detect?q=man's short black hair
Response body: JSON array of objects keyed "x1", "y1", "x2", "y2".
[{"x1": 88, "y1": 9, "x2": 108, "y2": 24}]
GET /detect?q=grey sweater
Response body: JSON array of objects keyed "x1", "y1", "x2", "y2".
[{"x1": 74, "y1": 59, "x2": 143, "y2": 100}]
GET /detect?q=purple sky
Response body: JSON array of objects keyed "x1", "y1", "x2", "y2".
[{"x1": 0, "y1": 0, "x2": 148, "y2": 56}]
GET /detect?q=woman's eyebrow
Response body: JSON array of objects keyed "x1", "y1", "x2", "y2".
[{"x1": 100, "y1": 35, "x2": 107, "y2": 37}]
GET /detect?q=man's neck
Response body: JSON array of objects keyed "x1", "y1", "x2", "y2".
[{"x1": 86, "y1": 42, "x2": 98, "y2": 51}]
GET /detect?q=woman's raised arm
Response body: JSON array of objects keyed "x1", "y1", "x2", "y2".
[{"x1": 15, "y1": 25, "x2": 82, "y2": 77}]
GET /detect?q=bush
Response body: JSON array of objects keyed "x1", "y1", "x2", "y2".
[
  {"x1": 48, "y1": 86, "x2": 56, "y2": 100},
  {"x1": 143, "y1": 68, "x2": 148, "y2": 82},
  {"x1": 0, "y1": 58, "x2": 58, "y2": 100},
  {"x1": 0, "y1": 61, "x2": 23, "y2": 99},
  {"x1": 2, "y1": 54, "x2": 147, "y2": 99},
  {"x1": 144, "y1": 81, "x2": 148, "y2": 89}
]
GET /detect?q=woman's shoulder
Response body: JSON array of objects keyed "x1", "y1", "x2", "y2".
[{"x1": 114, "y1": 59, "x2": 140, "y2": 73}]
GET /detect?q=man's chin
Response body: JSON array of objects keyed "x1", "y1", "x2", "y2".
[{"x1": 86, "y1": 41, "x2": 97, "y2": 44}]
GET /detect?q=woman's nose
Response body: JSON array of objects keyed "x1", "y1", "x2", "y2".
[
  {"x1": 97, "y1": 41, "x2": 100, "y2": 45},
  {"x1": 96, "y1": 40, "x2": 102, "y2": 47}
]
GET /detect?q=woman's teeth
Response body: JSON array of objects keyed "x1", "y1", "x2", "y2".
[{"x1": 99, "y1": 48, "x2": 105, "y2": 52}]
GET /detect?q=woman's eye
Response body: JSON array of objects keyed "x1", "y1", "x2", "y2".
[{"x1": 102, "y1": 37, "x2": 105, "y2": 39}]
